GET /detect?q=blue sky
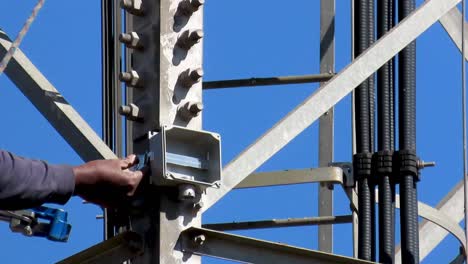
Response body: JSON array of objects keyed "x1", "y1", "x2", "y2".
[{"x1": 0, "y1": 1, "x2": 464, "y2": 263}]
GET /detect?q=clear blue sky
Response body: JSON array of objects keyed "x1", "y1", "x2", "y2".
[{"x1": 0, "y1": 1, "x2": 464, "y2": 263}]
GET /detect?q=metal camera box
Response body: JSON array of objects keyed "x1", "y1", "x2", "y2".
[{"x1": 149, "y1": 125, "x2": 221, "y2": 188}]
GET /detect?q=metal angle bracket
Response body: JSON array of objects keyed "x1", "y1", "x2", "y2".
[
  {"x1": 234, "y1": 167, "x2": 344, "y2": 189},
  {"x1": 180, "y1": 227, "x2": 375, "y2": 264},
  {"x1": 329, "y1": 162, "x2": 354, "y2": 187},
  {"x1": 56, "y1": 231, "x2": 143, "y2": 264}
]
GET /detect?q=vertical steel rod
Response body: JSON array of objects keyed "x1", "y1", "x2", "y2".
[
  {"x1": 318, "y1": 0, "x2": 336, "y2": 253},
  {"x1": 462, "y1": 0, "x2": 468, "y2": 262}
]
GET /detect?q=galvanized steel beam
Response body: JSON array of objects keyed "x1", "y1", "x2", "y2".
[
  {"x1": 202, "y1": 73, "x2": 334, "y2": 89},
  {"x1": 234, "y1": 167, "x2": 344, "y2": 189},
  {"x1": 203, "y1": 215, "x2": 353, "y2": 231},
  {"x1": 56, "y1": 232, "x2": 143, "y2": 264},
  {"x1": 394, "y1": 181, "x2": 466, "y2": 263},
  {"x1": 0, "y1": 30, "x2": 117, "y2": 161},
  {"x1": 440, "y1": 7, "x2": 468, "y2": 60},
  {"x1": 318, "y1": 0, "x2": 336, "y2": 253},
  {"x1": 181, "y1": 227, "x2": 375, "y2": 264},
  {"x1": 202, "y1": 0, "x2": 461, "y2": 213}
]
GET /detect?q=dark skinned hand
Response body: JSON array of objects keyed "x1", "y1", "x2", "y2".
[{"x1": 72, "y1": 154, "x2": 144, "y2": 208}]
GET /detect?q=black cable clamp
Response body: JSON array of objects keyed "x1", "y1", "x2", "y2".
[
  {"x1": 353, "y1": 152, "x2": 373, "y2": 184},
  {"x1": 394, "y1": 149, "x2": 420, "y2": 182},
  {"x1": 372, "y1": 150, "x2": 393, "y2": 178}
]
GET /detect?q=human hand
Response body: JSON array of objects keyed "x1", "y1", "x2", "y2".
[{"x1": 72, "y1": 155, "x2": 144, "y2": 208}]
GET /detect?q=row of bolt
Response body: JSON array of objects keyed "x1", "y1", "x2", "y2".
[{"x1": 118, "y1": 0, "x2": 205, "y2": 122}]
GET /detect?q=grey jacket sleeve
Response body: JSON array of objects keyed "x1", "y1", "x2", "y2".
[{"x1": 0, "y1": 150, "x2": 75, "y2": 210}]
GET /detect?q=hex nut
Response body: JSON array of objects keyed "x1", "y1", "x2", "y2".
[
  {"x1": 119, "y1": 32, "x2": 142, "y2": 49},
  {"x1": 119, "y1": 70, "x2": 141, "y2": 87},
  {"x1": 119, "y1": 103, "x2": 143, "y2": 121},
  {"x1": 120, "y1": 0, "x2": 144, "y2": 15}
]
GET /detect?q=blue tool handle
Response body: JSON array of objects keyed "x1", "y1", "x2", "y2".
[{"x1": 32, "y1": 206, "x2": 71, "y2": 242}]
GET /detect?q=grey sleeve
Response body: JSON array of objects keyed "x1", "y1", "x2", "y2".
[{"x1": 0, "y1": 150, "x2": 75, "y2": 210}]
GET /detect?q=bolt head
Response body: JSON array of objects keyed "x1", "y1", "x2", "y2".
[
  {"x1": 189, "y1": 102, "x2": 203, "y2": 114},
  {"x1": 24, "y1": 226, "x2": 33, "y2": 236},
  {"x1": 193, "y1": 235, "x2": 206, "y2": 245},
  {"x1": 189, "y1": 68, "x2": 204, "y2": 82},
  {"x1": 120, "y1": 0, "x2": 143, "y2": 15},
  {"x1": 179, "y1": 184, "x2": 197, "y2": 201},
  {"x1": 188, "y1": 30, "x2": 204, "y2": 42},
  {"x1": 119, "y1": 103, "x2": 143, "y2": 120},
  {"x1": 120, "y1": 32, "x2": 141, "y2": 48},
  {"x1": 190, "y1": 0, "x2": 205, "y2": 10},
  {"x1": 119, "y1": 70, "x2": 140, "y2": 87}
]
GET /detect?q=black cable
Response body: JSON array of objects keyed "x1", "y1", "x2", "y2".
[
  {"x1": 367, "y1": 0, "x2": 376, "y2": 260},
  {"x1": 377, "y1": 0, "x2": 395, "y2": 263},
  {"x1": 398, "y1": 0, "x2": 419, "y2": 263},
  {"x1": 354, "y1": 0, "x2": 375, "y2": 261}
]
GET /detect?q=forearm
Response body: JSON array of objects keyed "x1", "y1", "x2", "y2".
[{"x1": 0, "y1": 150, "x2": 75, "y2": 210}]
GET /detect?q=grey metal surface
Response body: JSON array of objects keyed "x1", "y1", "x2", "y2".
[
  {"x1": 0, "y1": 30, "x2": 117, "y2": 162},
  {"x1": 234, "y1": 167, "x2": 343, "y2": 189},
  {"x1": 413, "y1": 8, "x2": 468, "y2": 261},
  {"x1": 202, "y1": 0, "x2": 461, "y2": 213},
  {"x1": 203, "y1": 215, "x2": 353, "y2": 231},
  {"x1": 120, "y1": 1, "x2": 205, "y2": 263},
  {"x1": 440, "y1": 7, "x2": 468, "y2": 60},
  {"x1": 56, "y1": 232, "x2": 143, "y2": 264},
  {"x1": 126, "y1": 0, "x2": 204, "y2": 140},
  {"x1": 394, "y1": 180, "x2": 466, "y2": 263},
  {"x1": 318, "y1": 0, "x2": 336, "y2": 253},
  {"x1": 202, "y1": 73, "x2": 334, "y2": 89},
  {"x1": 181, "y1": 227, "x2": 375, "y2": 264}
]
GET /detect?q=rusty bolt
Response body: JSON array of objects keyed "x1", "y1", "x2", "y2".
[
  {"x1": 119, "y1": 70, "x2": 142, "y2": 87},
  {"x1": 119, "y1": 32, "x2": 142, "y2": 49}
]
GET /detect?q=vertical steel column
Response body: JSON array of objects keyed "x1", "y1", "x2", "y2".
[
  {"x1": 119, "y1": 0, "x2": 205, "y2": 263},
  {"x1": 318, "y1": 0, "x2": 335, "y2": 253}
]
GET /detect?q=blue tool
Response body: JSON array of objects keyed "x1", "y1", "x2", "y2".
[
  {"x1": 1, "y1": 206, "x2": 71, "y2": 242},
  {"x1": 31, "y1": 206, "x2": 72, "y2": 242}
]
